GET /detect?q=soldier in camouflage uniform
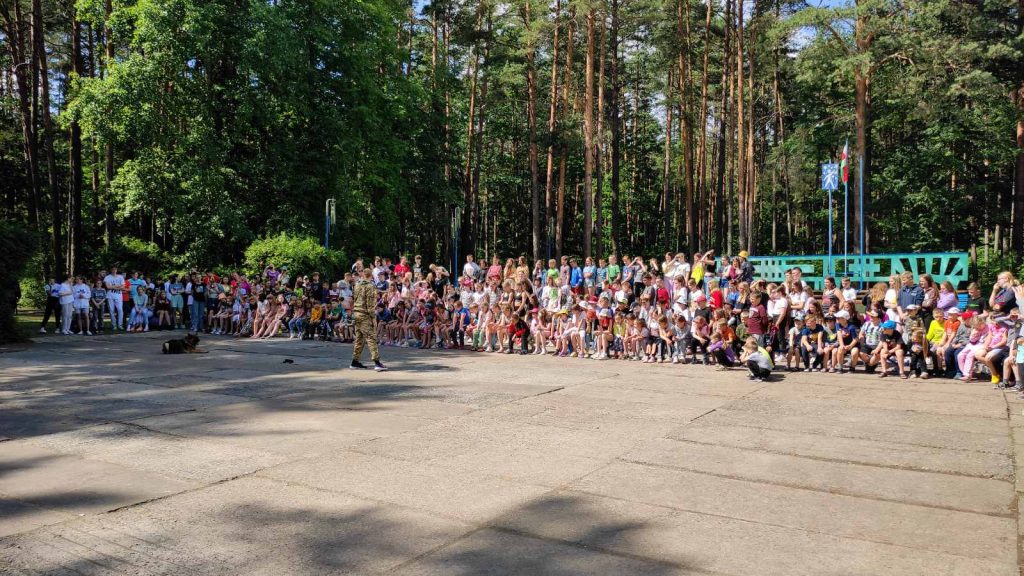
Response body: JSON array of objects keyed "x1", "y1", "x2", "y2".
[{"x1": 350, "y1": 267, "x2": 387, "y2": 371}]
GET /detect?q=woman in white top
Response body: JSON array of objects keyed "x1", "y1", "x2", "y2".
[
  {"x1": 788, "y1": 281, "x2": 807, "y2": 320},
  {"x1": 72, "y1": 277, "x2": 92, "y2": 335},
  {"x1": 884, "y1": 275, "x2": 899, "y2": 309},
  {"x1": 58, "y1": 276, "x2": 75, "y2": 335},
  {"x1": 672, "y1": 277, "x2": 690, "y2": 315}
]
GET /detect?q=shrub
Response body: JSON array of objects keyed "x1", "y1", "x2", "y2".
[
  {"x1": 243, "y1": 233, "x2": 346, "y2": 281},
  {"x1": 0, "y1": 222, "x2": 40, "y2": 343},
  {"x1": 92, "y1": 237, "x2": 178, "y2": 275}
]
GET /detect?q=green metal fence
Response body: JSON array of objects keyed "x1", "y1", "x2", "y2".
[{"x1": 747, "y1": 252, "x2": 970, "y2": 291}]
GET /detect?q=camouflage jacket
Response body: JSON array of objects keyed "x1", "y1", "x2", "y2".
[{"x1": 352, "y1": 279, "x2": 376, "y2": 317}]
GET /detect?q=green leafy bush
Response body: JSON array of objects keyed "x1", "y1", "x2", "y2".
[
  {"x1": 0, "y1": 222, "x2": 40, "y2": 343},
  {"x1": 92, "y1": 237, "x2": 178, "y2": 275},
  {"x1": 243, "y1": 234, "x2": 346, "y2": 281}
]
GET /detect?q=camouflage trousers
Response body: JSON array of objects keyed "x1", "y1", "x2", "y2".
[{"x1": 352, "y1": 313, "x2": 379, "y2": 362}]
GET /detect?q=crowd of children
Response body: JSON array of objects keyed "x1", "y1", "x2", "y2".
[{"x1": 36, "y1": 253, "x2": 1024, "y2": 387}]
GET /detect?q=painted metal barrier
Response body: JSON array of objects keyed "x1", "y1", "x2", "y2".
[{"x1": 747, "y1": 252, "x2": 970, "y2": 291}]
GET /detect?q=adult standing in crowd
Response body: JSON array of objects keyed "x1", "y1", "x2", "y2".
[
  {"x1": 39, "y1": 277, "x2": 60, "y2": 333},
  {"x1": 350, "y1": 267, "x2": 387, "y2": 371},
  {"x1": 104, "y1": 266, "x2": 126, "y2": 331}
]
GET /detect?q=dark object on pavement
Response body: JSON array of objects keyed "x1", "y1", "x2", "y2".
[{"x1": 162, "y1": 333, "x2": 203, "y2": 354}]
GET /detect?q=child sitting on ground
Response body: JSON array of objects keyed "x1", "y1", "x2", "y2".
[{"x1": 740, "y1": 337, "x2": 774, "y2": 381}]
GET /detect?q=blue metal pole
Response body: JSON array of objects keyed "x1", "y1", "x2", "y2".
[
  {"x1": 827, "y1": 184, "x2": 833, "y2": 278},
  {"x1": 859, "y1": 157, "x2": 866, "y2": 289},
  {"x1": 453, "y1": 210, "x2": 458, "y2": 286}
]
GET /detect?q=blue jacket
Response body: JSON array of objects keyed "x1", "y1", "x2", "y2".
[
  {"x1": 570, "y1": 267, "x2": 583, "y2": 288},
  {"x1": 897, "y1": 285, "x2": 924, "y2": 310}
]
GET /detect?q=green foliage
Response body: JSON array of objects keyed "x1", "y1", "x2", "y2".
[
  {"x1": 4, "y1": 0, "x2": 1022, "y2": 274},
  {"x1": 243, "y1": 233, "x2": 346, "y2": 280},
  {"x1": 0, "y1": 222, "x2": 40, "y2": 343},
  {"x1": 93, "y1": 238, "x2": 178, "y2": 275},
  {"x1": 972, "y1": 253, "x2": 1024, "y2": 290},
  {"x1": 18, "y1": 276, "x2": 46, "y2": 311}
]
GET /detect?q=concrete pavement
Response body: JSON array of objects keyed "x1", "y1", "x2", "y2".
[{"x1": 0, "y1": 332, "x2": 1019, "y2": 575}]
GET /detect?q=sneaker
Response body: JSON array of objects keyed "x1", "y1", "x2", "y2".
[
  {"x1": 349, "y1": 361, "x2": 368, "y2": 370},
  {"x1": 373, "y1": 361, "x2": 388, "y2": 372},
  {"x1": 86, "y1": 331, "x2": 93, "y2": 336},
  {"x1": 39, "y1": 327, "x2": 47, "y2": 334}
]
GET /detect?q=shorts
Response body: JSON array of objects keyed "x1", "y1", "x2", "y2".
[
  {"x1": 171, "y1": 295, "x2": 184, "y2": 309},
  {"x1": 610, "y1": 337, "x2": 624, "y2": 352}
]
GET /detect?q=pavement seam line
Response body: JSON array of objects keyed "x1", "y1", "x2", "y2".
[
  {"x1": 484, "y1": 524, "x2": 737, "y2": 576},
  {"x1": 562, "y1": 486, "x2": 1013, "y2": 564},
  {"x1": 97, "y1": 468, "x2": 270, "y2": 517},
  {"x1": 64, "y1": 523, "x2": 199, "y2": 573},
  {"x1": 677, "y1": 417, "x2": 1013, "y2": 455},
  {"x1": 616, "y1": 457, "x2": 1015, "y2": 518},
  {"x1": 661, "y1": 435, "x2": 1013, "y2": 480}
]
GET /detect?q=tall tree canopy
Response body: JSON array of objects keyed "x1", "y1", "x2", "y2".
[{"x1": 0, "y1": 0, "x2": 1021, "y2": 274}]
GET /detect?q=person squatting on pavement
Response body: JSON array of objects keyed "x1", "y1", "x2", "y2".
[{"x1": 350, "y1": 267, "x2": 388, "y2": 372}]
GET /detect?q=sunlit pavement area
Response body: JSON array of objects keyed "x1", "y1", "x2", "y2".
[{"x1": 0, "y1": 333, "x2": 1020, "y2": 575}]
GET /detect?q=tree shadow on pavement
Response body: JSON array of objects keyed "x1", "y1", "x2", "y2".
[{"x1": 0, "y1": 484, "x2": 693, "y2": 576}]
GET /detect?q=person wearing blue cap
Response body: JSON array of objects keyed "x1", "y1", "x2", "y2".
[{"x1": 876, "y1": 319, "x2": 907, "y2": 378}]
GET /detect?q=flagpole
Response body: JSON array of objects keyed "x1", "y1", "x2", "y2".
[{"x1": 843, "y1": 174, "x2": 848, "y2": 275}]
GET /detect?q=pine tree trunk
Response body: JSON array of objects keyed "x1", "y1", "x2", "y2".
[
  {"x1": 852, "y1": 2, "x2": 872, "y2": 255},
  {"x1": 556, "y1": 8, "x2": 575, "y2": 259},
  {"x1": 103, "y1": 0, "x2": 114, "y2": 247},
  {"x1": 1012, "y1": 82, "x2": 1024, "y2": 252},
  {"x1": 470, "y1": 15, "x2": 492, "y2": 258},
  {"x1": 715, "y1": 0, "x2": 730, "y2": 254},
  {"x1": 745, "y1": 1, "x2": 756, "y2": 253},
  {"x1": 34, "y1": 0, "x2": 62, "y2": 278},
  {"x1": 544, "y1": 0, "x2": 561, "y2": 256},
  {"x1": 663, "y1": 68, "x2": 674, "y2": 247},
  {"x1": 609, "y1": 0, "x2": 621, "y2": 256},
  {"x1": 69, "y1": 10, "x2": 84, "y2": 274},
  {"x1": 462, "y1": 2, "x2": 486, "y2": 257},
  {"x1": 0, "y1": 1, "x2": 41, "y2": 230},
  {"x1": 678, "y1": 0, "x2": 695, "y2": 253},
  {"x1": 524, "y1": 0, "x2": 541, "y2": 260},
  {"x1": 734, "y1": 0, "x2": 746, "y2": 251},
  {"x1": 695, "y1": 0, "x2": 713, "y2": 252},
  {"x1": 595, "y1": 15, "x2": 606, "y2": 258},
  {"x1": 582, "y1": 8, "x2": 596, "y2": 259}
]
